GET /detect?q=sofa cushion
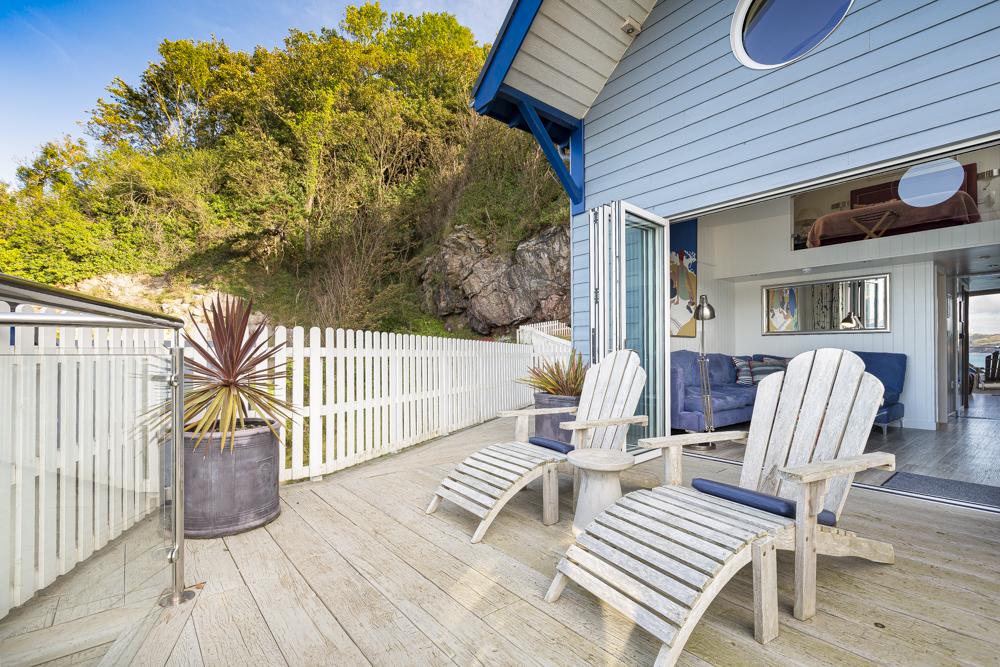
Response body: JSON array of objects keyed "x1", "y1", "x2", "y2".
[
  {"x1": 672, "y1": 350, "x2": 738, "y2": 386},
  {"x1": 762, "y1": 355, "x2": 789, "y2": 367},
  {"x1": 731, "y1": 357, "x2": 753, "y2": 385},
  {"x1": 882, "y1": 390, "x2": 901, "y2": 406},
  {"x1": 528, "y1": 437, "x2": 574, "y2": 454},
  {"x1": 851, "y1": 351, "x2": 906, "y2": 394},
  {"x1": 691, "y1": 478, "x2": 837, "y2": 527},
  {"x1": 683, "y1": 385, "x2": 750, "y2": 413},
  {"x1": 749, "y1": 360, "x2": 784, "y2": 385}
]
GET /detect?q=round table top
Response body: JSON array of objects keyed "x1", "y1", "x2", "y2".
[{"x1": 566, "y1": 448, "x2": 635, "y2": 472}]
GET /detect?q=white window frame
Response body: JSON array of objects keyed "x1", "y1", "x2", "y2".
[{"x1": 731, "y1": 0, "x2": 855, "y2": 71}]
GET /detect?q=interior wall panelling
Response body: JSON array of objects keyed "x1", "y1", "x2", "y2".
[{"x1": 732, "y1": 261, "x2": 939, "y2": 430}]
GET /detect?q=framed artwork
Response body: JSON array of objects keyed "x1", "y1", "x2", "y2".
[
  {"x1": 766, "y1": 286, "x2": 799, "y2": 332},
  {"x1": 670, "y1": 218, "x2": 697, "y2": 337}
]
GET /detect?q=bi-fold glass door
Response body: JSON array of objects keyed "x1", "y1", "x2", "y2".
[{"x1": 589, "y1": 201, "x2": 669, "y2": 442}]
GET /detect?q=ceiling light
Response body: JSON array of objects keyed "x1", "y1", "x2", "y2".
[
  {"x1": 990, "y1": 265, "x2": 999, "y2": 269},
  {"x1": 802, "y1": 268, "x2": 812, "y2": 274},
  {"x1": 621, "y1": 16, "x2": 641, "y2": 35},
  {"x1": 981, "y1": 256, "x2": 991, "y2": 260}
]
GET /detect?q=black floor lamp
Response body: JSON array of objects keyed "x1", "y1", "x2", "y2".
[{"x1": 691, "y1": 295, "x2": 717, "y2": 449}]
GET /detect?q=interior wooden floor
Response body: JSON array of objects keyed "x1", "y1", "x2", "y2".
[
  {"x1": 3, "y1": 418, "x2": 998, "y2": 667},
  {"x1": 701, "y1": 419, "x2": 1000, "y2": 489}
]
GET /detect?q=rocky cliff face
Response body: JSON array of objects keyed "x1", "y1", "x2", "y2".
[{"x1": 420, "y1": 225, "x2": 570, "y2": 336}]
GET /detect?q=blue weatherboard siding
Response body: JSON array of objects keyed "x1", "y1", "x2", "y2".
[{"x1": 571, "y1": 0, "x2": 1000, "y2": 359}]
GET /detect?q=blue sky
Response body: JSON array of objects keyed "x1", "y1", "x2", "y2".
[{"x1": 0, "y1": 0, "x2": 505, "y2": 185}]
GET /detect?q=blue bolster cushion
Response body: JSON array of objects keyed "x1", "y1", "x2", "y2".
[
  {"x1": 528, "y1": 437, "x2": 574, "y2": 455},
  {"x1": 691, "y1": 478, "x2": 837, "y2": 527}
]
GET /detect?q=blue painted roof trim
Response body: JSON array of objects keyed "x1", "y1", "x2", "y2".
[
  {"x1": 471, "y1": 0, "x2": 542, "y2": 108},
  {"x1": 472, "y1": 2, "x2": 586, "y2": 213}
]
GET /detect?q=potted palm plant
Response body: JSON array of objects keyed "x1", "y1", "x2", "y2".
[
  {"x1": 518, "y1": 350, "x2": 587, "y2": 446},
  {"x1": 178, "y1": 296, "x2": 295, "y2": 538}
]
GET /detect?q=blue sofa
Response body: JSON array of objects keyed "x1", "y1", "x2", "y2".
[{"x1": 671, "y1": 349, "x2": 906, "y2": 433}]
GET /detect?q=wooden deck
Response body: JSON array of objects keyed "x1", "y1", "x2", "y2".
[{"x1": 3, "y1": 417, "x2": 999, "y2": 666}]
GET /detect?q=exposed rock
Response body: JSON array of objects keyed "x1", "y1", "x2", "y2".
[
  {"x1": 70, "y1": 273, "x2": 264, "y2": 340},
  {"x1": 420, "y1": 225, "x2": 570, "y2": 336}
]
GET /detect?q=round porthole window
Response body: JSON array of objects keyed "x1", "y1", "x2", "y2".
[
  {"x1": 731, "y1": 0, "x2": 854, "y2": 70},
  {"x1": 898, "y1": 158, "x2": 966, "y2": 208}
]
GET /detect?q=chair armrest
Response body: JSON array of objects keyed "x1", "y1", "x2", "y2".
[
  {"x1": 777, "y1": 452, "x2": 895, "y2": 484},
  {"x1": 638, "y1": 431, "x2": 749, "y2": 449},
  {"x1": 559, "y1": 415, "x2": 648, "y2": 430},
  {"x1": 634, "y1": 431, "x2": 748, "y2": 486},
  {"x1": 498, "y1": 407, "x2": 579, "y2": 418},
  {"x1": 499, "y1": 406, "x2": 579, "y2": 443}
]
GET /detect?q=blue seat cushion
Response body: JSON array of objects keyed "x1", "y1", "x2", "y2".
[
  {"x1": 683, "y1": 385, "x2": 749, "y2": 413},
  {"x1": 882, "y1": 390, "x2": 900, "y2": 406},
  {"x1": 528, "y1": 437, "x2": 574, "y2": 454},
  {"x1": 691, "y1": 478, "x2": 837, "y2": 527}
]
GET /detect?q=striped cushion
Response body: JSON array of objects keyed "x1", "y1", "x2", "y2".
[
  {"x1": 749, "y1": 360, "x2": 784, "y2": 385},
  {"x1": 762, "y1": 356, "x2": 788, "y2": 368},
  {"x1": 731, "y1": 357, "x2": 753, "y2": 386}
]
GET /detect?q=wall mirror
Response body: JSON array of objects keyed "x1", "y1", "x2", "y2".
[{"x1": 762, "y1": 274, "x2": 890, "y2": 334}]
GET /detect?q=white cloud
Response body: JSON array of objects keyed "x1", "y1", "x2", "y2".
[{"x1": 969, "y1": 293, "x2": 1000, "y2": 334}]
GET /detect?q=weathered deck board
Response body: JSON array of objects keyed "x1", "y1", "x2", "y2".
[{"x1": 4, "y1": 418, "x2": 999, "y2": 667}]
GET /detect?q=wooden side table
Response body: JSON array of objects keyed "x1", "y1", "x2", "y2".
[{"x1": 566, "y1": 449, "x2": 635, "y2": 538}]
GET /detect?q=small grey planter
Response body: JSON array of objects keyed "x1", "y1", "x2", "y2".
[
  {"x1": 533, "y1": 393, "x2": 581, "y2": 445},
  {"x1": 183, "y1": 419, "x2": 280, "y2": 539}
]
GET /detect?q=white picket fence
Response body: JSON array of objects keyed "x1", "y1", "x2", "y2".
[
  {"x1": 189, "y1": 327, "x2": 572, "y2": 483},
  {"x1": 518, "y1": 320, "x2": 572, "y2": 340},
  {"x1": 0, "y1": 304, "x2": 171, "y2": 619}
]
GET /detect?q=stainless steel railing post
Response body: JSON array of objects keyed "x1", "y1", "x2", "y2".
[{"x1": 161, "y1": 344, "x2": 194, "y2": 607}]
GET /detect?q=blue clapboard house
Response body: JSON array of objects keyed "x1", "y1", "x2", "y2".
[{"x1": 473, "y1": 0, "x2": 1000, "y2": 443}]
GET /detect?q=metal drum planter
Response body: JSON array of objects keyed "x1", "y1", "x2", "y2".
[
  {"x1": 533, "y1": 392, "x2": 581, "y2": 445},
  {"x1": 183, "y1": 419, "x2": 280, "y2": 538}
]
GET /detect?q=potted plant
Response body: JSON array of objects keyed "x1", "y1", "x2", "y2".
[
  {"x1": 518, "y1": 350, "x2": 588, "y2": 446},
  {"x1": 178, "y1": 296, "x2": 295, "y2": 538}
]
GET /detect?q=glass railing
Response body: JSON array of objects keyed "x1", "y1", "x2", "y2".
[{"x1": 0, "y1": 342, "x2": 180, "y2": 661}]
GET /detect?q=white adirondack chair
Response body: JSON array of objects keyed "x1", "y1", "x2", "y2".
[
  {"x1": 545, "y1": 349, "x2": 896, "y2": 667},
  {"x1": 427, "y1": 350, "x2": 652, "y2": 543}
]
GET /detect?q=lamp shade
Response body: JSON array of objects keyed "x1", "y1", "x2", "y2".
[
  {"x1": 694, "y1": 295, "x2": 715, "y2": 321},
  {"x1": 795, "y1": 208, "x2": 820, "y2": 222},
  {"x1": 840, "y1": 312, "x2": 862, "y2": 329}
]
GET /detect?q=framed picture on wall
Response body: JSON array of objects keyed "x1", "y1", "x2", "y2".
[
  {"x1": 670, "y1": 218, "x2": 697, "y2": 337},
  {"x1": 766, "y1": 286, "x2": 799, "y2": 332}
]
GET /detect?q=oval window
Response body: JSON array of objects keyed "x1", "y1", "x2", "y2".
[
  {"x1": 731, "y1": 0, "x2": 853, "y2": 70},
  {"x1": 898, "y1": 158, "x2": 966, "y2": 208}
]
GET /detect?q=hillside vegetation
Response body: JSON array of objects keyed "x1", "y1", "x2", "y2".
[{"x1": 0, "y1": 3, "x2": 568, "y2": 334}]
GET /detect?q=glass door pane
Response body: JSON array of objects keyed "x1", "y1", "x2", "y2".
[{"x1": 622, "y1": 207, "x2": 666, "y2": 443}]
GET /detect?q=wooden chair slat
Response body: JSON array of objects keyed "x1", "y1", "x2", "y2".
[
  {"x1": 739, "y1": 371, "x2": 783, "y2": 491},
  {"x1": 460, "y1": 459, "x2": 521, "y2": 483},
  {"x1": 591, "y1": 504, "x2": 723, "y2": 576},
  {"x1": 667, "y1": 487, "x2": 793, "y2": 531},
  {"x1": 435, "y1": 487, "x2": 490, "y2": 518},
  {"x1": 557, "y1": 557, "x2": 680, "y2": 646},
  {"x1": 824, "y1": 373, "x2": 884, "y2": 517},
  {"x1": 447, "y1": 471, "x2": 505, "y2": 498},
  {"x1": 810, "y1": 352, "x2": 866, "y2": 465},
  {"x1": 784, "y1": 348, "x2": 843, "y2": 471},
  {"x1": 454, "y1": 463, "x2": 512, "y2": 489},
  {"x1": 439, "y1": 478, "x2": 499, "y2": 508},
  {"x1": 630, "y1": 493, "x2": 761, "y2": 543},
  {"x1": 575, "y1": 532, "x2": 700, "y2": 607},
  {"x1": 606, "y1": 503, "x2": 733, "y2": 567},
  {"x1": 565, "y1": 544, "x2": 690, "y2": 626},
  {"x1": 758, "y1": 351, "x2": 816, "y2": 496}
]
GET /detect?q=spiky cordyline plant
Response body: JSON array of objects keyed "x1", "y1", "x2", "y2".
[
  {"x1": 518, "y1": 349, "x2": 588, "y2": 397},
  {"x1": 183, "y1": 296, "x2": 295, "y2": 453}
]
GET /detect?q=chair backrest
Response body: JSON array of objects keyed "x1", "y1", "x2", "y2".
[
  {"x1": 575, "y1": 350, "x2": 647, "y2": 451},
  {"x1": 739, "y1": 349, "x2": 883, "y2": 520}
]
